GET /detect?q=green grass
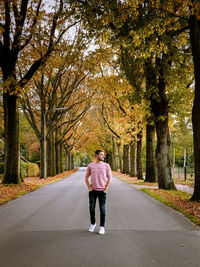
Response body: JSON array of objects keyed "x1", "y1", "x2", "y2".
[
  {"x1": 1, "y1": 198, "x2": 11, "y2": 204},
  {"x1": 45, "y1": 178, "x2": 63, "y2": 184},
  {"x1": 141, "y1": 188, "x2": 200, "y2": 226},
  {"x1": 16, "y1": 191, "x2": 30, "y2": 197},
  {"x1": 131, "y1": 181, "x2": 157, "y2": 186}
]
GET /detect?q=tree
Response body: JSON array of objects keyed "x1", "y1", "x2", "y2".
[
  {"x1": 0, "y1": 0, "x2": 79, "y2": 183},
  {"x1": 21, "y1": 44, "x2": 93, "y2": 177},
  {"x1": 94, "y1": 67, "x2": 144, "y2": 175},
  {"x1": 122, "y1": 0, "x2": 199, "y2": 197}
]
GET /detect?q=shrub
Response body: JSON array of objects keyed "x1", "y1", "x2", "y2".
[
  {"x1": 27, "y1": 162, "x2": 40, "y2": 177},
  {"x1": 0, "y1": 161, "x2": 39, "y2": 179},
  {"x1": 20, "y1": 162, "x2": 27, "y2": 179}
]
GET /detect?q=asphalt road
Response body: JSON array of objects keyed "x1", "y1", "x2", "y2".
[{"x1": 0, "y1": 168, "x2": 200, "y2": 267}]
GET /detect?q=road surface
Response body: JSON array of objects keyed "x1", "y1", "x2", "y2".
[{"x1": 0, "y1": 167, "x2": 200, "y2": 267}]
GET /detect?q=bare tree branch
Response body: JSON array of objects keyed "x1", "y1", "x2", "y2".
[
  {"x1": 12, "y1": 0, "x2": 29, "y2": 58},
  {"x1": 101, "y1": 103, "x2": 120, "y2": 139},
  {"x1": 19, "y1": 0, "x2": 42, "y2": 51},
  {"x1": 4, "y1": 0, "x2": 11, "y2": 48},
  {"x1": 11, "y1": 0, "x2": 19, "y2": 25}
]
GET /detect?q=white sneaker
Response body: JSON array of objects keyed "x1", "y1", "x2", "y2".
[
  {"x1": 99, "y1": 226, "x2": 105, "y2": 235},
  {"x1": 89, "y1": 223, "x2": 96, "y2": 232}
]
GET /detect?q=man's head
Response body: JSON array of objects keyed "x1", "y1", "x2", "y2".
[{"x1": 95, "y1": 150, "x2": 104, "y2": 162}]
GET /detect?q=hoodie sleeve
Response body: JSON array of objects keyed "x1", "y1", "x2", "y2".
[
  {"x1": 85, "y1": 165, "x2": 91, "y2": 180},
  {"x1": 106, "y1": 164, "x2": 112, "y2": 181}
]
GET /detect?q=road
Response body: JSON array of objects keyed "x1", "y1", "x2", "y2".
[{"x1": 0, "y1": 168, "x2": 200, "y2": 267}]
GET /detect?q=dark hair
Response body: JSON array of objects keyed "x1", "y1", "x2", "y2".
[{"x1": 95, "y1": 150, "x2": 103, "y2": 156}]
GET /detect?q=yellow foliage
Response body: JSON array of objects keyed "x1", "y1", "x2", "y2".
[{"x1": 27, "y1": 163, "x2": 40, "y2": 177}]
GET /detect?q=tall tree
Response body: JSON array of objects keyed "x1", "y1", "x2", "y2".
[
  {"x1": 21, "y1": 57, "x2": 92, "y2": 177},
  {"x1": 0, "y1": 0, "x2": 78, "y2": 183}
]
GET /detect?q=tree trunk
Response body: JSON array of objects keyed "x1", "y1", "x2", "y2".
[
  {"x1": 55, "y1": 140, "x2": 60, "y2": 174},
  {"x1": 117, "y1": 143, "x2": 122, "y2": 172},
  {"x1": 40, "y1": 139, "x2": 46, "y2": 179},
  {"x1": 47, "y1": 135, "x2": 53, "y2": 176},
  {"x1": 68, "y1": 151, "x2": 71, "y2": 170},
  {"x1": 2, "y1": 94, "x2": 20, "y2": 184},
  {"x1": 65, "y1": 149, "x2": 69, "y2": 170},
  {"x1": 129, "y1": 142, "x2": 136, "y2": 177},
  {"x1": 122, "y1": 144, "x2": 129, "y2": 174},
  {"x1": 47, "y1": 134, "x2": 56, "y2": 177},
  {"x1": 145, "y1": 123, "x2": 156, "y2": 182},
  {"x1": 144, "y1": 60, "x2": 157, "y2": 183},
  {"x1": 55, "y1": 129, "x2": 60, "y2": 174},
  {"x1": 189, "y1": 15, "x2": 200, "y2": 201},
  {"x1": 105, "y1": 150, "x2": 112, "y2": 168},
  {"x1": 59, "y1": 141, "x2": 64, "y2": 173},
  {"x1": 112, "y1": 136, "x2": 117, "y2": 171},
  {"x1": 71, "y1": 153, "x2": 74, "y2": 170},
  {"x1": 137, "y1": 129, "x2": 143, "y2": 180},
  {"x1": 40, "y1": 89, "x2": 46, "y2": 179},
  {"x1": 155, "y1": 119, "x2": 176, "y2": 189},
  {"x1": 146, "y1": 56, "x2": 176, "y2": 190},
  {"x1": 52, "y1": 133, "x2": 56, "y2": 176},
  {"x1": 153, "y1": 65, "x2": 176, "y2": 189}
]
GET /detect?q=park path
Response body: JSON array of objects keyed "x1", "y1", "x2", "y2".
[{"x1": 0, "y1": 168, "x2": 200, "y2": 267}]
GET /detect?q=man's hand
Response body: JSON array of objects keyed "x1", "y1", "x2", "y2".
[
  {"x1": 86, "y1": 178, "x2": 92, "y2": 191},
  {"x1": 103, "y1": 189, "x2": 108, "y2": 193}
]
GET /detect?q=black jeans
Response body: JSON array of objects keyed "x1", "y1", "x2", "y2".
[{"x1": 89, "y1": 190, "x2": 107, "y2": 227}]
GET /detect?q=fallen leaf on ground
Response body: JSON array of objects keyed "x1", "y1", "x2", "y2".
[{"x1": 0, "y1": 169, "x2": 78, "y2": 205}]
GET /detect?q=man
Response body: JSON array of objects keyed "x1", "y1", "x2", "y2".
[{"x1": 85, "y1": 150, "x2": 112, "y2": 235}]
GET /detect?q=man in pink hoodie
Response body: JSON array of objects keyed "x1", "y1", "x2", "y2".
[{"x1": 85, "y1": 150, "x2": 112, "y2": 235}]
